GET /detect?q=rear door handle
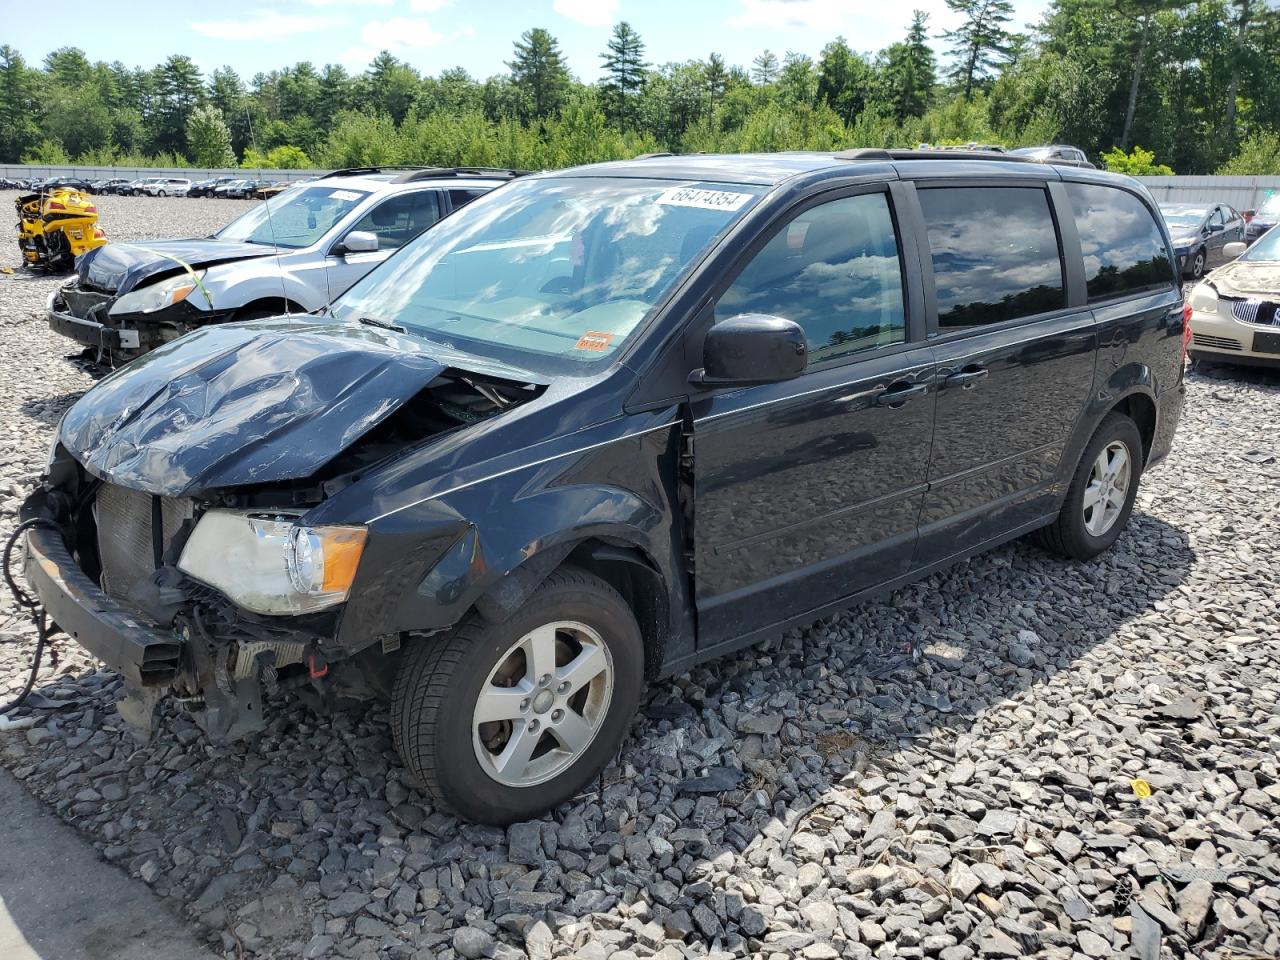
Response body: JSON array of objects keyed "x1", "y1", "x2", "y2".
[
  {"x1": 943, "y1": 365, "x2": 989, "y2": 389},
  {"x1": 874, "y1": 380, "x2": 930, "y2": 407}
]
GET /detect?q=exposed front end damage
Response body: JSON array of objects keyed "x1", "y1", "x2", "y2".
[{"x1": 22, "y1": 336, "x2": 543, "y2": 740}]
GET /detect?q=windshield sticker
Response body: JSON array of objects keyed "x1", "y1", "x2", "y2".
[
  {"x1": 656, "y1": 185, "x2": 753, "y2": 212},
  {"x1": 329, "y1": 190, "x2": 362, "y2": 202},
  {"x1": 575, "y1": 331, "x2": 614, "y2": 352}
]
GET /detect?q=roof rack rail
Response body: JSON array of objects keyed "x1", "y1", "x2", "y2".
[
  {"x1": 391, "y1": 167, "x2": 529, "y2": 183},
  {"x1": 319, "y1": 166, "x2": 530, "y2": 181},
  {"x1": 633, "y1": 152, "x2": 675, "y2": 160},
  {"x1": 835, "y1": 147, "x2": 1034, "y2": 164}
]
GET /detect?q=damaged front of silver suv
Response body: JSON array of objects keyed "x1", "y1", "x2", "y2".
[{"x1": 23, "y1": 317, "x2": 544, "y2": 740}]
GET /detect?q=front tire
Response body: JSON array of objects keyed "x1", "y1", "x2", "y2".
[
  {"x1": 1035, "y1": 412, "x2": 1144, "y2": 561},
  {"x1": 391, "y1": 566, "x2": 644, "y2": 824},
  {"x1": 1188, "y1": 248, "x2": 1206, "y2": 280}
]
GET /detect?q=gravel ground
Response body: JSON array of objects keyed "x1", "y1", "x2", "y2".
[{"x1": 1, "y1": 193, "x2": 1278, "y2": 960}]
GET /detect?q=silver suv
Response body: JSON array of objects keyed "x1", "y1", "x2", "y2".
[{"x1": 47, "y1": 167, "x2": 524, "y2": 362}]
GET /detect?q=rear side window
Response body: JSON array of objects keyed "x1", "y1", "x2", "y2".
[
  {"x1": 1065, "y1": 183, "x2": 1174, "y2": 302},
  {"x1": 919, "y1": 187, "x2": 1065, "y2": 328},
  {"x1": 448, "y1": 188, "x2": 489, "y2": 210},
  {"x1": 718, "y1": 192, "x2": 906, "y2": 363}
]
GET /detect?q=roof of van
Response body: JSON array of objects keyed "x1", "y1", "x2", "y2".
[{"x1": 552, "y1": 150, "x2": 1117, "y2": 186}]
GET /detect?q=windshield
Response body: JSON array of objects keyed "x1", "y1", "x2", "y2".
[
  {"x1": 1241, "y1": 224, "x2": 1280, "y2": 261},
  {"x1": 331, "y1": 176, "x2": 765, "y2": 374},
  {"x1": 1010, "y1": 147, "x2": 1050, "y2": 158},
  {"x1": 1257, "y1": 194, "x2": 1280, "y2": 218},
  {"x1": 215, "y1": 185, "x2": 370, "y2": 248},
  {"x1": 1162, "y1": 209, "x2": 1206, "y2": 233}
]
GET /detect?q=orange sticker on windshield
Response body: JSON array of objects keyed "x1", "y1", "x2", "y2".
[{"x1": 575, "y1": 331, "x2": 613, "y2": 352}]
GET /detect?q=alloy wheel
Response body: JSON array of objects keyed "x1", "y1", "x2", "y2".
[
  {"x1": 472, "y1": 620, "x2": 614, "y2": 788},
  {"x1": 1082, "y1": 440, "x2": 1132, "y2": 536}
]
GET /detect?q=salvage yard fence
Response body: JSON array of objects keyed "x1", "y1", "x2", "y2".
[{"x1": 4, "y1": 165, "x2": 1280, "y2": 211}]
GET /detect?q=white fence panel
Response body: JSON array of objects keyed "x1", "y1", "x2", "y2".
[{"x1": 1137, "y1": 176, "x2": 1280, "y2": 213}]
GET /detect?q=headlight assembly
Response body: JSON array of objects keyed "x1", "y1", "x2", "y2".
[
  {"x1": 109, "y1": 270, "x2": 206, "y2": 316},
  {"x1": 177, "y1": 510, "x2": 366, "y2": 615},
  {"x1": 1188, "y1": 282, "x2": 1219, "y2": 315}
]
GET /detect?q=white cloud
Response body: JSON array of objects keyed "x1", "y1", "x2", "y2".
[
  {"x1": 553, "y1": 0, "x2": 620, "y2": 27},
  {"x1": 191, "y1": 10, "x2": 347, "y2": 41},
  {"x1": 339, "y1": 16, "x2": 446, "y2": 68},
  {"x1": 409, "y1": 0, "x2": 453, "y2": 11}
]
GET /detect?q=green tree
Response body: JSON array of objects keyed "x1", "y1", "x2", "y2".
[
  {"x1": 817, "y1": 37, "x2": 874, "y2": 122},
  {"x1": 943, "y1": 0, "x2": 1015, "y2": 99},
  {"x1": 880, "y1": 11, "x2": 937, "y2": 121},
  {"x1": 0, "y1": 45, "x2": 42, "y2": 162},
  {"x1": 152, "y1": 54, "x2": 203, "y2": 155},
  {"x1": 508, "y1": 28, "x2": 570, "y2": 120},
  {"x1": 752, "y1": 50, "x2": 780, "y2": 85},
  {"x1": 600, "y1": 22, "x2": 647, "y2": 127},
  {"x1": 1216, "y1": 130, "x2": 1280, "y2": 174},
  {"x1": 778, "y1": 52, "x2": 818, "y2": 106},
  {"x1": 704, "y1": 53, "x2": 729, "y2": 99},
  {"x1": 361, "y1": 52, "x2": 421, "y2": 125},
  {"x1": 43, "y1": 47, "x2": 91, "y2": 88},
  {"x1": 1101, "y1": 144, "x2": 1174, "y2": 174},
  {"x1": 186, "y1": 104, "x2": 236, "y2": 167}
]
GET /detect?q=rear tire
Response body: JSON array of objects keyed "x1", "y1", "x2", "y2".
[
  {"x1": 1034, "y1": 412, "x2": 1144, "y2": 561},
  {"x1": 391, "y1": 566, "x2": 644, "y2": 825}
]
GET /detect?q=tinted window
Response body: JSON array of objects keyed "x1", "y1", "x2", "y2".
[
  {"x1": 919, "y1": 187, "x2": 1065, "y2": 328},
  {"x1": 718, "y1": 193, "x2": 906, "y2": 362},
  {"x1": 1065, "y1": 183, "x2": 1174, "y2": 302},
  {"x1": 448, "y1": 188, "x2": 489, "y2": 209},
  {"x1": 348, "y1": 191, "x2": 441, "y2": 250}
]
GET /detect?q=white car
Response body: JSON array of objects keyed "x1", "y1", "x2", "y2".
[
  {"x1": 47, "y1": 167, "x2": 522, "y2": 362},
  {"x1": 1187, "y1": 230, "x2": 1280, "y2": 367},
  {"x1": 141, "y1": 177, "x2": 192, "y2": 197}
]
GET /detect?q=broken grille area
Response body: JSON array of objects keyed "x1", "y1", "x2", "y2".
[{"x1": 94, "y1": 483, "x2": 191, "y2": 609}]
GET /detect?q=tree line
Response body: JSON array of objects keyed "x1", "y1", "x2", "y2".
[{"x1": 2, "y1": 0, "x2": 1278, "y2": 176}]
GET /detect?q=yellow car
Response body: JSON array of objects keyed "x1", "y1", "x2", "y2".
[{"x1": 16, "y1": 187, "x2": 108, "y2": 271}]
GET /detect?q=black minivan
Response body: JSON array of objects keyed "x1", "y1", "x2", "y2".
[{"x1": 21, "y1": 151, "x2": 1186, "y2": 824}]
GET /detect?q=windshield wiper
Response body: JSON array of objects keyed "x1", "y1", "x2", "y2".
[{"x1": 357, "y1": 315, "x2": 406, "y2": 333}]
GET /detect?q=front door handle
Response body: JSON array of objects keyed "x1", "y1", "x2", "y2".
[
  {"x1": 943, "y1": 365, "x2": 989, "y2": 389},
  {"x1": 874, "y1": 380, "x2": 930, "y2": 407}
]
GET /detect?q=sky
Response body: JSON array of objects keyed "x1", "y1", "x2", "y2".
[{"x1": 9, "y1": 0, "x2": 1052, "y2": 83}]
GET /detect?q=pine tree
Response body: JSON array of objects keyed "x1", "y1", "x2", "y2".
[
  {"x1": 705, "y1": 53, "x2": 728, "y2": 99},
  {"x1": 186, "y1": 104, "x2": 236, "y2": 167},
  {"x1": 943, "y1": 0, "x2": 1014, "y2": 99},
  {"x1": 600, "y1": 22, "x2": 647, "y2": 127},
  {"x1": 508, "y1": 28, "x2": 571, "y2": 120},
  {"x1": 0, "y1": 45, "x2": 41, "y2": 162},
  {"x1": 817, "y1": 37, "x2": 873, "y2": 122},
  {"x1": 881, "y1": 11, "x2": 937, "y2": 121},
  {"x1": 752, "y1": 50, "x2": 780, "y2": 85}
]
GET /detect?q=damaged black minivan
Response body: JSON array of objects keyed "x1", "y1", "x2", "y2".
[{"x1": 22, "y1": 151, "x2": 1186, "y2": 824}]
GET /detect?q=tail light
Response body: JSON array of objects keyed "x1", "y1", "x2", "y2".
[
  {"x1": 1181, "y1": 301, "x2": 1193, "y2": 364},
  {"x1": 47, "y1": 200, "x2": 65, "y2": 210},
  {"x1": 93, "y1": 226, "x2": 106, "y2": 239},
  {"x1": 84, "y1": 205, "x2": 97, "y2": 214}
]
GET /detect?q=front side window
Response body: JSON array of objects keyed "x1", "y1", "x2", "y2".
[
  {"x1": 1066, "y1": 183, "x2": 1174, "y2": 302},
  {"x1": 718, "y1": 192, "x2": 906, "y2": 363},
  {"x1": 919, "y1": 186, "x2": 1065, "y2": 328},
  {"x1": 346, "y1": 191, "x2": 441, "y2": 250},
  {"x1": 332, "y1": 176, "x2": 765, "y2": 374},
  {"x1": 216, "y1": 185, "x2": 371, "y2": 249}
]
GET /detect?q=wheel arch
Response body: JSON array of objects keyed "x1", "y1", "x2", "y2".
[
  {"x1": 471, "y1": 535, "x2": 671, "y2": 679},
  {"x1": 233, "y1": 296, "x2": 308, "y2": 319}
]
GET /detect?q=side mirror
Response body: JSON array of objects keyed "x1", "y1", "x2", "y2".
[
  {"x1": 690, "y1": 314, "x2": 807, "y2": 388},
  {"x1": 1208, "y1": 222, "x2": 1225, "y2": 234},
  {"x1": 339, "y1": 230, "x2": 379, "y2": 255},
  {"x1": 1224, "y1": 241, "x2": 1247, "y2": 259}
]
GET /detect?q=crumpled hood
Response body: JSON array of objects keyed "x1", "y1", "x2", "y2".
[
  {"x1": 1208, "y1": 259, "x2": 1280, "y2": 297},
  {"x1": 59, "y1": 318, "x2": 448, "y2": 497},
  {"x1": 77, "y1": 238, "x2": 274, "y2": 294}
]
